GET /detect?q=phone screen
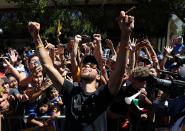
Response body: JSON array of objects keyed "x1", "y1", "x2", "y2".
[
  {"x1": 103, "y1": 48, "x2": 110, "y2": 59},
  {"x1": 35, "y1": 60, "x2": 42, "y2": 67}
]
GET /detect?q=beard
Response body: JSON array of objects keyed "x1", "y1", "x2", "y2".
[{"x1": 80, "y1": 74, "x2": 96, "y2": 83}]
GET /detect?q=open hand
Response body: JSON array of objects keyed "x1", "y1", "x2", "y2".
[
  {"x1": 129, "y1": 38, "x2": 137, "y2": 52},
  {"x1": 8, "y1": 48, "x2": 18, "y2": 63},
  {"x1": 164, "y1": 46, "x2": 173, "y2": 55}
]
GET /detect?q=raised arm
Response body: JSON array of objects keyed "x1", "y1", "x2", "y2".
[
  {"x1": 127, "y1": 38, "x2": 137, "y2": 73},
  {"x1": 108, "y1": 11, "x2": 134, "y2": 95},
  {"x1": 44, "y1": 40, "x2": 56, "y2": 63},
  {"x1": 93, "y1": 34, "x2": 108, "y2": 84},
  {"x1": 71, "y1": 35, "x2": 81, "y2": 81},
  {"x1": 106, "y1": 39, "x2": 117, "y2": 61},
  {"x1": 28, "y1": 22, "x2": 65, "y2": 87},
  {"x1": 25, "y1": 79, "x2": 52, "y2": 101},
  {"x1": 143, "y1": 40, "x2": 159, "y2": 69},
  {"x1": 3, "y1": 58, "x2": 25, "y2": 81},
  {"x1": 93, "y1": 34, "x2": 104, "y2": 72},
  {"x1": 159, "y1": 46, "x2": 173, "y2": 70}
]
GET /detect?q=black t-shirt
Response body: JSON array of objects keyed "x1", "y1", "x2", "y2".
[
  {"x1": 109, "y1": 83, "x2": 154, "y2": 131},
  {"x1": 61, "y1": 79, "x2": 114, "y2": 131},
  {"x1": 109, "y1": 84, "x2": 138, "y2": 116}
]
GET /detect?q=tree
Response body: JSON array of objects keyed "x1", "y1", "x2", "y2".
[
  {"x1": 3, "y1": 0, "x2": 103, "y2": 43},
  {"x1": 3, "y1": 0, "x2": 185, "y2": 43}
]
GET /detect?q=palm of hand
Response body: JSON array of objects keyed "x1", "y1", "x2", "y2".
[
  {"x1": 129, "y1": 40, "x2": 136, "y2": 51},
  {"x1": 164, "y1": 46, "x2": 173, "y2": 54}
]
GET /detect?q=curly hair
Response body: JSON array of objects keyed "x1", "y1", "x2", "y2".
[{"x1": 130, "y1": 66, "x2": 150, "y2": 80}]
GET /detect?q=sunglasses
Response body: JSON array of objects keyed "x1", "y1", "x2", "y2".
[{"x1": 81, "y1": 62, "x2": 97, "y2": 69}]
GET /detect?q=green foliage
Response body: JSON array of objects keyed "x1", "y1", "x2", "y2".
[
  {"x1": 7, "y1": 0, "x2": 48, "y2": 22},
  {"x1": 4, "y1": 0, "x2": 102, "y2": 42},
  {"x1": 4, "y1": 0, "x2": 185, "y2": 41}
]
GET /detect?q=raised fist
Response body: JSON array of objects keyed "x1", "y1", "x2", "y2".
[
  {"x1": 118, "y1": 11, "x2": 134, "y2": 36},
  {"x1": 93, "y1": 34, "x2": 102, "y2": 44},
  {"x1": 74, "y1": 35, "x2": 82, "y2": 43},
  {"x1": 28, "y1": 22, "x2": 40, "y2": 38}
]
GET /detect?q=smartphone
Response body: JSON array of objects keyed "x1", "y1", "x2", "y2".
[
  {"x1": 0, "y1": 57, "x2": 9, "y2": 67},
  {"x1": 103, "y1": 48, "x2": 110, "y2": 59},
  {"x1": 34, "y1": 60, "x2": 42, "y2": 67}
]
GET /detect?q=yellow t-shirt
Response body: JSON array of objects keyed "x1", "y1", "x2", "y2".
[{"x1": 73, "y1": 66, "x2": 81, "y2": 82}]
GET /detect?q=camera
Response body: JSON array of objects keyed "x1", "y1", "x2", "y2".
[
  {"x1": 34, "y1": 60, "x2": 42, "y2": 67},
  {"x1": 158, "y1": 70, "x2": 180, "y2": 80},
  {"x1": 174, "y1": 55, "x2": 185, "y2": 67},
  {"x1": 147, "y1": 75, "x2": 185, "y2": 97},
  {"x1": 103, "y1": 48, "x2": 110, "y2": 59},
  {"x1": 0, "y1": 57, "x2": 10, "y2": 67}
]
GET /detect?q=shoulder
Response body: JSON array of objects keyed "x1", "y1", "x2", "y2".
[
  {"x1": 63, "y1": 79, "x2": 74, "y2": 88},
  {"x1": 62, "y1": 79, "x2": 75, "y2": 91},
  {"x1": 94, "y1": 85, "x2": 114, "y2": 104},
  {"x1": 9, "y1": 88, "x2": 20, "y2": 94},
  {"x1": 62, "y1": 79, "x2": 81, "y2": 95}
]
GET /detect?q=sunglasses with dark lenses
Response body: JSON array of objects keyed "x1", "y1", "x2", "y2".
[{"x1": 81, "y1": 63, "x2": 97, "y2": 69}]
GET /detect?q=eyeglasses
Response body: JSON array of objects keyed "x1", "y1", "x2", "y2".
[{"x1": 81, "y1": 63, "x2": 97, "y2": 69}]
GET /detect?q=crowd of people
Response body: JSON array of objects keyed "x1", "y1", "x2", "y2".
[{"x1": 0, "y1": 10, "x2": 184, "y2": 131}]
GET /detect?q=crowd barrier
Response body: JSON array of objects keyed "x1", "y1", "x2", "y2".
[{"x1": 1, "y1": 115, "x2": 66, "y2": 131}]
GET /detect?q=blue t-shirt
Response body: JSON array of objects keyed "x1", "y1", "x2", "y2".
[{"x1": 172, "y1": 44, "x2": 185, "y2": 55}]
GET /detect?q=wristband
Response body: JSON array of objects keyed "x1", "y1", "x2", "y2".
[{"x1": 36, "y1": 44, "x2": 44, "y2": 49}]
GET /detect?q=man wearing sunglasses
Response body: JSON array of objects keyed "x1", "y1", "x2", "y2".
[{"x1": 28, "y1": 10, "x2": 134, "y2": 131}]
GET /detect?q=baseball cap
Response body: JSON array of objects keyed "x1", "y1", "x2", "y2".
[{"x1": 82, "y1": 55, "x2": 100, "y2": 70}]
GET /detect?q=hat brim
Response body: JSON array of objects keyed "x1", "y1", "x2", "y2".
[{"x1": 82, "y1": 55, "x2": 99, "y2": 69}]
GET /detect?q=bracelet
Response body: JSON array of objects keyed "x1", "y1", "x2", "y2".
[{"x1": 36, "y1": 44, "x2": 44, "y2": 49}]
